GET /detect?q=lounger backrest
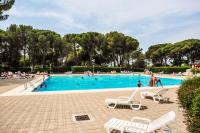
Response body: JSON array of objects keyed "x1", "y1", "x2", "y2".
[
  {"x1": 146, "y1": 111, "x2": 176, "y2": 132},
  {"x1": 156, "y1": 89, "x2": 168, "y2": 96},
  {"x1": 128, "y1": 91, "x2": 137, "y2": 102}
]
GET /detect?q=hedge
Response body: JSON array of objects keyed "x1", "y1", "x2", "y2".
[
  {"x1": 33, "y1": 67, "x2": 50, "y2": 73},
  {"x1": 52, "y1": 66, "x2": 71, "y2": 73},
  {"x1": 192, "y1": 68, "x2": 200, "y2": 74},
  {"x1": 129, "y1": 68, "x2": 145, "y2": 72},
  {"x1": 178, "y1": 77, "x2": 200, "y2": 132},
  {"x1": 150, "y1": 66, "x2": 191, "y2": 74},
  {"x1": 0, "y1": 67, "x2": 31, "y2": 72},
  {"x1": 71, "y1": 66, "x2": 145, "y2": 73},
  {"x1": 0, "y1": 66, "x2": 145, "y2": 73},
  {"x1": 71, "y1": 66, "x2": 126, "y2": 73}
]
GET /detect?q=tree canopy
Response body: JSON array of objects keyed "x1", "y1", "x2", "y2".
[
  {"x1": 1, "y1": 24, "x2": 200, "y2": 70},
  {"x1": 145, "y1": 39, "x2": 200, "y2": 66},
  {"x1": 0, "y1": 24, "x2": 141, "y2": 69},
  {"x1": 0, "y1": 0, "x2": 15, "y2": 20}
]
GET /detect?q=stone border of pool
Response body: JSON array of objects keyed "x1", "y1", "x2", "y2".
[{"x1": 0, "y1": 74, "x2": 183, "y2": 96}]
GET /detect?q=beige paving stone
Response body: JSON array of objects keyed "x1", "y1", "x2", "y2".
[{"x1": 0, "y1": 79, "x2": 188, "y2": 133}]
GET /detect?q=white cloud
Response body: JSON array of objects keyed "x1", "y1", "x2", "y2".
[
  {"x1": 8, "y1": 0, "x2": 200, "y2": 30},
  {"x1": 52, "y1": 0, "x2": 200, "y2": 25},
  {"x1": 4, "y1": 0, "x2": 200, "y2": 50},
  {"x1": 7, "y1": 5, "x2": 87, "y2": 30}
]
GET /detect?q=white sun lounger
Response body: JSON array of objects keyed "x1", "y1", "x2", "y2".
[
  {"x1": 141, "y1": 89, "x2": 169, "y2": 103},
  {"x1": 105, "y1": 91, "x2": 142, "y2": 110},
  {"x1": 104, "y1": 111, "x2": 175, "y2": 133}
]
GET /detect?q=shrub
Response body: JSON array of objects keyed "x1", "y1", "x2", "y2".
[
  {"x1": 189, "y1": 118, "x2": 200, "y2": 133},
  {"x1": 53, "y1": 66, "x2": 71, "y2": 73},
  {"x1": 192, "y1": 88, "x2": 200, "y2": 117},
  {"x1": 0, "y1": 66, "x2": 5, "y2": 72},
  {"x1": 71, "y1": 66, "x2": 126, "y2": 73},
  {"x1": 150, "y1": 66, "x2": 190, "y2": 74},
  {"x1": 33, "y1": 67, "x2": 50, "y2": 73},
  {"x1": 178, "y1": 77, "x2": 200, "y2": 109},
  {"x1": 178, "y1": 77, "x2": 200, "y2": 133},
  {"x1": 0, "y1": 66, "x2": 145, "y2": 73},
  {"x1": 130, "y1": 68, "x2": 144, "y2": 72},
  {"x1": 192, "y1": 68, "x2": 200, "y2": 74},
  {"x1": 32, "y1": 66, "x2": 71, "y2": 73},
  {"x1": 95, "y1": 66, "x2": 125, "y2": 72},
  {"x1": 71, "y1": 66, "x2": 145, "y2": 73},
  {"x1": 71, "y1": 66, "x2": 90, "y2": 72},
  {"x1": 0, "y1": 66, "x2": 31, "y2": 72}
]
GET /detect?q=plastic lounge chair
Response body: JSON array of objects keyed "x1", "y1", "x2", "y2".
[
  {"x1": 0, "y1": 75, "x2": 6, "y2": 79},
  {"x1": 176, "y1": 72, "x2": 183, "y2": 76},
  {"x1": 105, "y1": 91, "x2": 142, "y2": 110},
  {"x1": 0, "y1": 72, "x2": 8, "y2": 79},
  {"x1": 65, "y1": 71, "x2": 72, "y2": 74},
  {"x1": 104, "y1": 111, "x2": 175, "y2": 133},
  {"x1": 7, "y1": 71, "x2": 13, "y2": 78},
  {"x1": 141, "y1": 89, "x2": 169, "y2": 103}
]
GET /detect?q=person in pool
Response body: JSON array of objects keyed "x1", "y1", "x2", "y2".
[
  {"x1": 40, "y1": 82, "x2": 47, "y2": 88},
  {"x1": 137, "y1": 80, "x2": 142, "y2": 87}
]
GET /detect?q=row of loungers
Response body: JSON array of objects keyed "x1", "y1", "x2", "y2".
[
  {"x1": 104, "y1": 89, "x2": 175, "y2": 133},
  {"x1": 0, "y1": 72, "x2": 35, "y2": 79},
  {"x1": 105, "y1": 89, "x2": 169, "y2": 110}
]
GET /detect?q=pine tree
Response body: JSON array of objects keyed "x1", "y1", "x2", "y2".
[{"x1": 0, "y1": 0, "x2": 15, "y2": 20}]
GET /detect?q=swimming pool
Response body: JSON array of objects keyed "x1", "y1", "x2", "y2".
[{"x1": 35, "y1": 75, "x2": 182, "y2": 92}]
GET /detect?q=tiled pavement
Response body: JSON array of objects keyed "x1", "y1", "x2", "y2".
[{"x1": 0, "y1": 81, "x2": 188, "y2": 133}]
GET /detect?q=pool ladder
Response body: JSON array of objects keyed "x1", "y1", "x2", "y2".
[
  {"x1": 24, "y1": 81, "x2": 36, "y2": 90},
  {"x1": 24, "y1": 76, "x2": 46, "y2": 90}
]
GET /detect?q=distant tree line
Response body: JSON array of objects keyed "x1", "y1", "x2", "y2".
[
  {"x1": 0, "y1": 24, "x2": 144, "y2": 69},
  {"x1": 1, "y1": 24, "x2": 200, "y2": 71},
  {"x1": 145, "y1": 39, "x2": 200, "y2": 66},
  {"x1": 1, "y1": 1, "x2": 200, "y2": 72}
]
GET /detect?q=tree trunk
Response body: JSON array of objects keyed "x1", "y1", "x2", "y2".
[
  {"x1": 73, "y1": 43, "x2": 77, "y2": 65},
  {"x1": 23, "y1": 49, "x2": 26, "y2": 65},
  {"x1": 42, "y1": 55, "x2": 45, "y2": 68}
]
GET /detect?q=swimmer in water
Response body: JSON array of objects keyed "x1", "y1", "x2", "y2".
[
  {"x1": 40, "y1": 82, "x2": 47, "y2": 88},
  {"x1": 137, "y1": 80, "x2": 142, "y2": 87}
]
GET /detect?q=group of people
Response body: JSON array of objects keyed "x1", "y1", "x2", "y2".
[
  {"x1": 137, "y1": 74, "x2": 163, "y2": 88},
  {"x1": 84, "y1": 71, "x2": 94, "y2": 76}
]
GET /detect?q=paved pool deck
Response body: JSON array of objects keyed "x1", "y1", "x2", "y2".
[{"x1": 0, "y1": 78, "x2": 188, "y2": 133}]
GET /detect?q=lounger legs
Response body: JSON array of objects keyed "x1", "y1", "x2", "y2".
[
  {"x1": 153, "y1": 97, "x2": 169, "y2": 103},
  {"x1": 106, "y1": 101, "x2": 117, "y2": 109},
  {"x1": 153, "y1": 97, "x2": 160, "y2": 103},
  {"x1": 141, "y1": 93, "x2": 145, "y2": 99},
  {"x1": 160, "y1": 125, "x2": 174, "y2": 133},
  {"x1": 106, "y1": 101, "x2": 141, "y2": 110},
  {"x1": 130, "y1": 103, "x2": 141, "y2": 110},
  {"x1": 106, "y1": 128, "x2": 110, "y2": 133},
  {"x1": 161, "y1": 127, "x2": 174, "y2": 133}
]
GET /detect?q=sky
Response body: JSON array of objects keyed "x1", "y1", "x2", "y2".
[{"x1": 1, "y1": 0, "x2": 200, "y2": 51}]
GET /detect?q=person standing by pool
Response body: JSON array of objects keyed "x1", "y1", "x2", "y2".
[
  {"x1": 155, "y1": 77, "x2": 163, "y2": 87},
  {"x1": 149, "y1": 76, "x2": 154, "y2": 87},
  {"x1": 153, "y1": 76, "x2": 158, "y2": 86}
]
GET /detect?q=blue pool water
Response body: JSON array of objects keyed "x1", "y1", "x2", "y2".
[{"x1": 36, "y1": 75, "x2": 183, "y2": 92}]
